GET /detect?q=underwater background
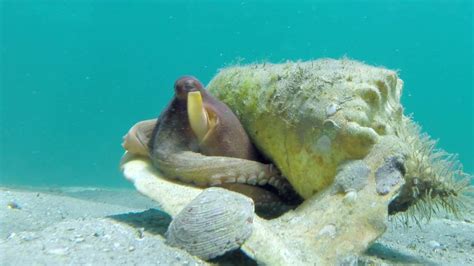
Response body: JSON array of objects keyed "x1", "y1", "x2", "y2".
[{"x1": 1, "y1": 0, "x2": 472, "y2": 188}]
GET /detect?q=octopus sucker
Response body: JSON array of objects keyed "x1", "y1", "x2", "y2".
[
  {"x1": 151, "y1": 150, "x2": 283, "y2": 191},
  {"x1": 246, "y1": 174, "x2": 258, "y2": 185},
  {"x1": 224, "y1": 176, "x2": 236, "y2": 183},
  {"x1": 209, "y1": 179, "x2": 222, "y2": 186},
  {"x1": 237, "y1": 175, "x2": 247, "y2": 183}
]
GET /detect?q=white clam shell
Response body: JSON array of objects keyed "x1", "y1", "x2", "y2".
[{"x1": 166, "y1": 187, "x2": 255, "y2": 260}]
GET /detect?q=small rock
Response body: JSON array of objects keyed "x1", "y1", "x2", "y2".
[
  {"x1": 74, "y1": 237, "x2": 85, "y2": 243},
  {"x1": 47, "y1": 247, "x2": 68, "y2": 256},
  {"x1": 429, "y1": 240, "x2": 441, "y2": 250},
  {"x1": 128, "y1": 246, "x2": 135, "y2": 252},
  {"x1": 7, "y1": 201, "x2": 21, "y2": 209},
  {"x1": 136, "y1": 227, "x2": 145, "y2": 239},
  {"x1": 20, "y1": 233, "x2": 38, "y2": 241}
]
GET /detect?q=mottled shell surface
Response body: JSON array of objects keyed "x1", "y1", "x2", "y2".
[
  {"x1": 208, "y1": 59, "x2": 404, "y2": 198},
  {"x1": 166, "y1": 187, "x2": 254, "y2": 260}
]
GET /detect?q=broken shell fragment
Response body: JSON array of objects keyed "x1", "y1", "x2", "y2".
[{"x1": 166, "y1": 187, "x2": 255, "y2": 260}]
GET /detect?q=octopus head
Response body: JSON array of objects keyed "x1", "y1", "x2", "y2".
[{"x1": 174, "y1": 76, "x2": 204, "y2": 101}]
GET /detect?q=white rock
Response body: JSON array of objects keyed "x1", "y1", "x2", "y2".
[
  {"x1": 429, "y1": 240, "x2": 441, "y2": 250},
  {"x1": 47, "y1": 247, "x2": 68, "y2": 256}
]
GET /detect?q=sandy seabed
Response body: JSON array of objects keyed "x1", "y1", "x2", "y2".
[{"x1": 0, "y1": 186, "x2": 473, "y2": 265}]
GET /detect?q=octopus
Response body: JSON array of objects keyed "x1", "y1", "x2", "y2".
[{"x1": 123, "y1": 76, "x2": 298, "y2": 211}]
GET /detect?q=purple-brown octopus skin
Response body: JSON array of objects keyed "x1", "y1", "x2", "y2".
[
  {"x1": 150, "y1": 76, "x2": 260, "y2": 162},
  {"x1": 122, "y1": 76, "x2": 294, "y2": 205}
]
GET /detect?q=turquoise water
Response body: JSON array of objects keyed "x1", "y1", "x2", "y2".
[{"x1": 1, "y1": 1, "x2": 472, "y2": 188}]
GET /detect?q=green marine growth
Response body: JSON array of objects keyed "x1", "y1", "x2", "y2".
[{"x1": 207, "y1": 59, "x2": 472, "y2": 220}]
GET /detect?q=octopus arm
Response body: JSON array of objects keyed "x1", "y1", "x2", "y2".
[{"x1": 151, "y1": 150, "x2": 290, "y2": 195}]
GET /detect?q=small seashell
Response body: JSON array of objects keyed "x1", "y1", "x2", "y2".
[
  {"x1": 326, "y1": 103, "x2": 338, "y2": 117},
  {"x1": 343, "y1": 190, "x2": 358, "y2": 205},
  {"x1": 323, "y1": 119, "x2": 340, "y2": 132},
  {"x1": 166, "y1": 187, "x2": 254, "y2": 260}
]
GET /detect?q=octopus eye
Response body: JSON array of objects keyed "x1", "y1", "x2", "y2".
[{"x1": 174, "y1": 76, "x2": 204, "y2": 100}]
